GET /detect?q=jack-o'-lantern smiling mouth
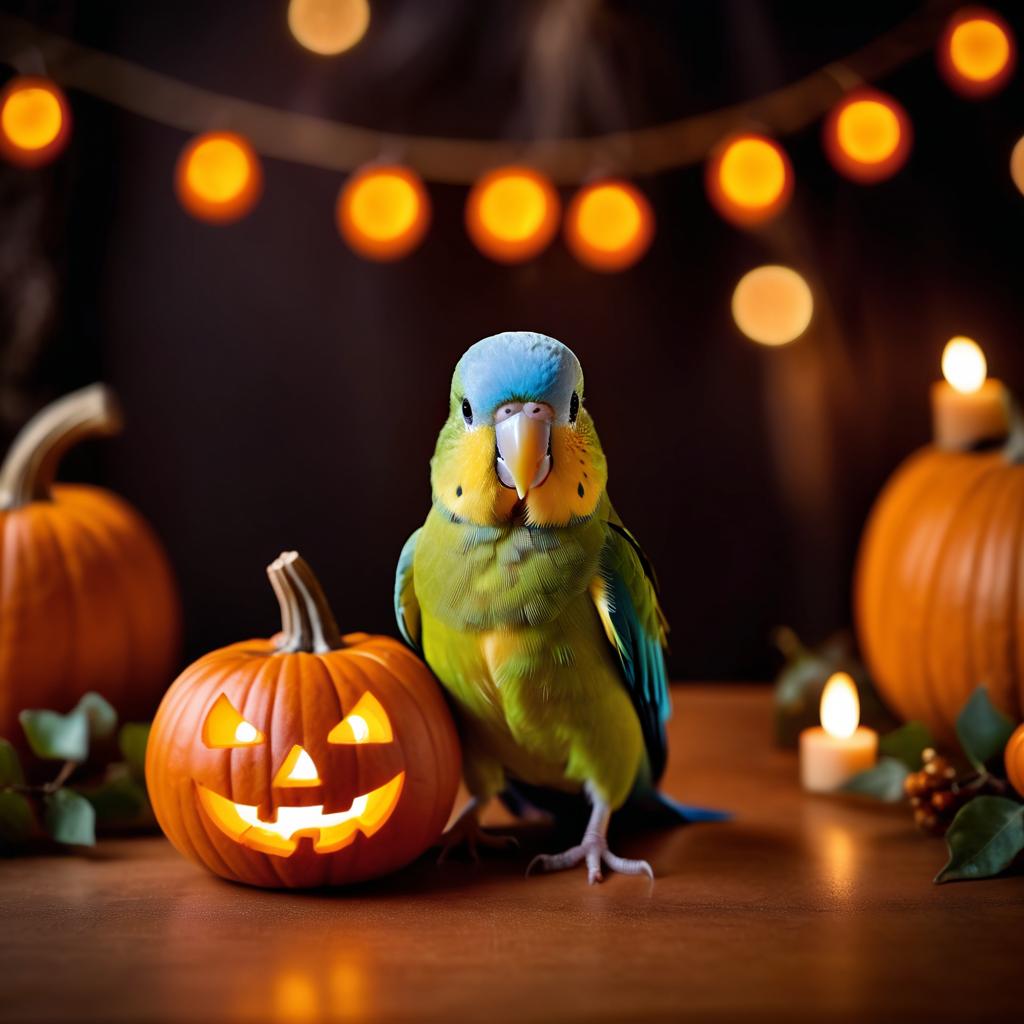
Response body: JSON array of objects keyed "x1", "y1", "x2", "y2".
[{"x1": 196, "y1": 773, "x2": 405, "y2": 857}]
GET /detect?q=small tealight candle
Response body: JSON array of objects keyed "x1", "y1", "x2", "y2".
[
  {"x1": 800, "y1": 672, "x2": 878, "y2": 793},
  {"x1": 931, "y1": 337, "x2": 1010, "y2": 451}
]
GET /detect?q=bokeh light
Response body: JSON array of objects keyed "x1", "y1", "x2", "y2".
[
  {"x1": 824, "y1": 89, "x2": 911, "y2": 183},
  {"x1": 288, "y1": 0, "x2": 370, "y2": 56},
  {"x1": 0, "y1": 77, "x2": 70, "y2": 168},
  {"x1": 465, "y1": 167, "x2": 560, "y2": 263},
  {"x1": 175, "y1": 132, "x2": 262, "y2": 223},
  {"x1": 1012, "y1": 136, "x2": 1024, "y2": 197},
  {"x1": 706, "y1": 134, "x2": 792, "y2": 227},
  {"x1": 939, "y1": 7, "x2": 1015, "y2": 97},
  {"x1": 732, "y1": 265, "x2": 813, "y2": 346},
  {"x1": 564, "y1": 180, "x2": 654, "y2": 272},
  {"x1": 337, "y1": 164, "x2": 430, "y2": 261},
  {"x1": 942, "y1": 336, "x2": 987, "y2": 394}
]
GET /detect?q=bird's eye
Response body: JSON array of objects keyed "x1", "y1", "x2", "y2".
[
  {"x1": 461, "y1": 398, "x2": 473, "y2": 424},
  {"x1": 569, "y1": 391, "x2": 580, "y2": 423}
]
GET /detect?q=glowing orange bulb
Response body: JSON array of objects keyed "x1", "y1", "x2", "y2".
[
  {"x1": 706, "y1": 134, "x2": 792, "y2": 227},
  {"x1": 466, "y1": 167, "x2": 560, "y2": 263},
  {"x1": 824, "y1": 89, "x2": 911, "y2": 183},
  {"x1": 940, "y1": 7, "x2": 1015, "y2": 97},
  {"x1": 564, "y1": 180, "x2": 654, "y2": 272},
  {"x1": 175, "y1": 132, "x2": 262, "y2": 223},
  {"x1": 288, "y1": 0, "x2": 370, "y2": 56},
  {"x1": 337, "y1": 165, "x2": 430, "y2": 261},
  {"x1": 732, "y1": 265, "x2": 814, "y2": 346},
  {"x1": 0, "y1": 77, "x2": 70, "y2": 168}
]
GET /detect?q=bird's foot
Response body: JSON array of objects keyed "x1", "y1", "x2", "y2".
[
  {"x1": 437, "y1": 802, "x2": 519, "y2": 864},
  {"x1": 526, "y1": 829, "x2": 654, "y2": 885}
]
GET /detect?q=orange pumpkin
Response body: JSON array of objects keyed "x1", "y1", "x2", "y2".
[
  {"x1": 855, "y1": 441, "x2": 1024, "y2": 745},
  {"x1": 0, "y1": 384, "x2": 181, "y2": 740},
  {"x1": 145, "y1": 551, "x2": 461, "y2": 888},
  {"x1": 1006, "y1": 724, "x2": 1024, "y2": 798}
]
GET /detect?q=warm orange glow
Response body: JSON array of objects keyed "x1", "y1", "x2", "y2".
[
  {"x1": 824, "y1": 90, "x2": 911, "y2": 183},
  {"x1": 288, "y1": 0, "x2": 370, "y2": 55},
  {"x1": 706, "y1": 134, "x2": 792, "y2": 227},
  {"x1": 820, "y1": 672, "x2": 860, "y2": 740},
  {"x1": 942, "y1": 336, "x2": 987, "y2": 394},
  {"x1": 175, "y1": 132, "x2": 262, "y2": 223},
  {"x1": 274, "y1": 745, "x2": 322, "y2": 787},
  {"x1": 202, "y1": 694, "x2": 266, "y2": 748},
  {"x1": 731, "y1": 265, "x2": 813, "y2": 346},
  {"x1": 564, "y1": 180, "x2": 654, "y2": 272},
  {"x1": 337, "y1": 165, "x2": 430, "y2": 261},
  {"x1": 466, "y1": 167, "x2": 561, "y2": 263},
  {"x1": 0, "y1": 77, "x2": 70, "y2": 167},
  {"x1": 940, "y1": 8, "x2": 1015, "y2": 96},
  {"x1": 1012, "y1": 135, "x2": 1024, "y2": 197},
  {"x1": 328, "y1": 692, "x2": 393, "y2": 744}
]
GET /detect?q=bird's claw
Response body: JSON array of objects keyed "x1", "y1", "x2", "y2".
[
  {"x1": 437, "y1": 813, "x2": 519, "y2": 864},
  {"x1": 526, "y1": 830, "x2": 653, "y2": 885}
]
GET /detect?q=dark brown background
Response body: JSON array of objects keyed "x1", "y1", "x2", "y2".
[{"x1": 2, "y1": 0, "x2": 1022, "y2": 681}]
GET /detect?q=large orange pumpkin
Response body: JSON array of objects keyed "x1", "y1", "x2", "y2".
[
  {"x1": 146, "y1": 551, "x2": 461, "y2": 888},
  {"x1": 855, "y1": 441, "x2": 1024, "y2": 745},
  {"x1": 1006, "y1": 724, "x2": 1024, "y2": 798},
  {"x1": 0, "y1": 384, "x2": 181, "y2": 741}
]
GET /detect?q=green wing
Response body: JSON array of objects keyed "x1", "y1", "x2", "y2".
[
  {"x1": 592, "y1": 519, "x2": 672, "y2": 782},
  {"x1": 394, "y1": 528, "x2": 422, "y2": 652}
]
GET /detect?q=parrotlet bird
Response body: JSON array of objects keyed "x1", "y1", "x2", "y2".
[{"x1": 395, "y1": 331, "x2": 717, "y2": 883}]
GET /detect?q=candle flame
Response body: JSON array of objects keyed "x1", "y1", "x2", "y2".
[
  {"x1": 820, "y1": 672, "x2": 860, "y2": 740},
  {"x1": 942, "y1": 336, "x2": 987, "y2": 394}
]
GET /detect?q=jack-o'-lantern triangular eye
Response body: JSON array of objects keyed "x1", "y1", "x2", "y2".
[
  {"x1": 328, "y1": 692, "x2": 393, "y2": 745},
  {"x1": 203, "y1": 694, "x2": 265, "y2": 748}
]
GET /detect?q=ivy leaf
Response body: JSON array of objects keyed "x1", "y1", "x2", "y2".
[
  {"x1": 840, "y1": 756, "x2": 909, "y2": 802},
  {"x1": 956, "y1": 687, "x2": 1016, "y2": 771},
  {"x1": 0, "y1": 791, "x2": 33, "y2": 846},
  {"x1": 43, "y1": 788, "x2": 96, "y2": 846},
  {"x1": 75, "y1": 692, "x2": 118, "y2": 741},
  {"x1": 119, "y1": 723, "x2": 150, "y2": 781},
  {"x1": 0, "y1": 739, "x2": 24, "y2": 786},
  {"x1": 80, "y1": 769, "x2": 149, "y2": 824},
  {"x1": 935, "y1": 796, "x2": 1024, "y2": 884},
  {"x1": 878, "y1": 721, "x2": 934, "y2": 770},
  {"x1": 19, "y1": 708, "x2": 88, "y2": 762}
]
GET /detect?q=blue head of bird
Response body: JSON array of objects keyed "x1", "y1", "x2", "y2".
[{"x1": 430, "y1": 332, "x2": 608, "y2": 527}]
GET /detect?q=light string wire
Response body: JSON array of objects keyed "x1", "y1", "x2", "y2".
[{"x1": 0, "y1": 1, "x2": 959, "y2": 185}]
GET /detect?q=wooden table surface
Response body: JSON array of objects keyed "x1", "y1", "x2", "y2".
[{"x1": 2, "y1": 684, "x2": 1021, "y2": 1023}]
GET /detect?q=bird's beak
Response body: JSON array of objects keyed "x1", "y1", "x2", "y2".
[{"x1": 495, "y1": 412, "x2": 552, "y2": 499}]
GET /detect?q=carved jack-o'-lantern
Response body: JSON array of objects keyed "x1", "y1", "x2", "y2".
[{"x1": 145, "y1": 552, "x2": 460, "y2": 888}]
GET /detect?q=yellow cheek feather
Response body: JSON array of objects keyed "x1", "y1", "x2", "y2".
[
  {"x1": 433, "y1": 426, "x2": 518, "y2": 525},
  {"x1": 526, "y1": 422, "x2": 607, "y2": 526}
]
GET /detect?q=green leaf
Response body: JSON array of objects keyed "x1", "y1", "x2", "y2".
[
  {"x1": 0, "y1": 739, "x2": 24, "y2": 786},
  {"x1": 43, "y1": 788, "x2": 95, "y2": 846},
  {"x1": 19, "y1": 708, "x2": 88, "y2": 762},
  {"x1": 119, "y1": 723, "x2": 150, "y2": 780},
  {"x1": 935, "y1": 796, "x2": 1024, "y2": 884},
  {"x1": 75, "y1": 692, "x2": 118, "y2": 741},
  {"x1": 839, "y1": 756, "x2": 909, "y2": 802},
  {"x1": 0, "y1": 791, "x2": 33, "y2": 846},
  {"x1": 878, "y1": 721, "x2": 935, "y2": 770},
  {"x1": 80, "y1": 770, "x2": 148, "y2": 824},
  {"x1": 956, "y1": 687, "x2": 1016, "y2": 771}
]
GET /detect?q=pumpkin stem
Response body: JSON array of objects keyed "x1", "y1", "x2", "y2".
[
  {"x1": 267, "y1": 551, "x2": 343, "y2": 654},
  {"x1": 0, "y1": 384, "x2": 122, "y2": 509}
]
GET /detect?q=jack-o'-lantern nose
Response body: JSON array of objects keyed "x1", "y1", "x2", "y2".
[{"x1": 273, "y1": 745, "x2": 322, "y2": 788}]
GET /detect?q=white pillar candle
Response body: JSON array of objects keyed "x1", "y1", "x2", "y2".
[
  {"x1": 931, "y1": 337, "x2": 1010, "y2": 451},
  {"x1": 800, "y1": 672, "x2": 878, "y2": 792}
]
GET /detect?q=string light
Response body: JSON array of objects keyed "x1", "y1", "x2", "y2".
[
  {"x1": 706, "y1": 134, "x2": 792, "y2": 227},
  {"x1": 939, "y1": 7, "x2": 1015, "y2": 97},
  {"x1": 336, "y1": 164, "x2": 430, "y2": 261},
  {"x1": 732, "y1": 265, "x2": 813, "y2": 346},
  {"x1": 564, "y1": 180, "x2": 654, "y2": 272},
  {"x1": 288, "y1": 0, "x2": 370, "y2": 56},
  {"x1": 824, "y1": 89, "x2": 911, "y2": 183},
  {"x1": 465, "y1": 167, "x2": 560, "y2": 264},
  {"x1": 175, "y1": 132, "x2": 262, "y2": 223},
  {"x1": 0, "y1": 76, "x2": 70, "y2": 167}
]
